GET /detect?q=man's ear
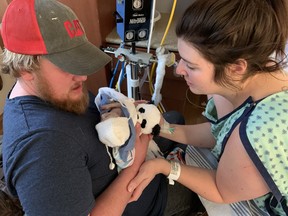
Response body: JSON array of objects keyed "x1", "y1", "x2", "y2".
[{"x1": 19, "y1": 70, "x2": 34, "y2": 81}]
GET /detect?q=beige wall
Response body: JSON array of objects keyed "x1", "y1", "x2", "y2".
[
  {"x1": 0, "y1": 0, "x2": 8, "y2": 20},
  {"x1": 0, "y1": 0, "x2": 9, "y2": 48}
]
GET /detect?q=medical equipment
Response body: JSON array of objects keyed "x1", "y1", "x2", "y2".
[
  {"x1": 104, "y1": 0, "x2": 177, "y2": 109},
  {"x1": 115, "y1": 0, "x2": 153, "y2": 43}
]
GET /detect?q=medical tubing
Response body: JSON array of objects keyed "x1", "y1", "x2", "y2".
[
  {"x1": 109, "y1": 59, "x2": 121, "y2": 88},
  {"x1": 147, "y1": 0, "x2": 157, "y2": 53},
  {"x1": 149, "y1": 0, "x2": 177, "y2": 94}
]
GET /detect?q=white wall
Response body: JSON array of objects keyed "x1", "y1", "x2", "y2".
[
  {"x1": 156, "y1": 0, "x2": 192, "y2": 17},
  {"x1": 0, "y1": 47, "x2": 15, "y2": 114},
  {"x1": 155, "y1": 1, "x2": 288, "y2": 74}
]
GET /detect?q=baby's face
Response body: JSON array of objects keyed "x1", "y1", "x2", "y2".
[
  {"x1": 101, "y1": 107, "x2": 122, "y2": 121},
  {"x1": 100, "y1": 102, "x2": 123, "y2": 121}
]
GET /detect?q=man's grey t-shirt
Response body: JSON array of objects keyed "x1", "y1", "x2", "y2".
[{"x1": 3, "y1": 93, "x2": 167, "y2": 216}]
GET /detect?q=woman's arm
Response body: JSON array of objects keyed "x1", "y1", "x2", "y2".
[
  {"x1": 128, "y1": 125, "x2": 270, "y2": 204},
  {"x1": 159, "y1": 122, "x2": 215, "y2": 148},
  {"x1": 158, "y1": 94, "x2": 234, "y2": 148}
]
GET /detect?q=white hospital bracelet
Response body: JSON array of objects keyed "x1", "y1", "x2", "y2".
[{"x1": 167, "y1": 161, "x2": 181, "y2": 185}]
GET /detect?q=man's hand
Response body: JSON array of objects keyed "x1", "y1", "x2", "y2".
[{"x1": 133, "y1": 123, "x2": 152, "y2": 165}]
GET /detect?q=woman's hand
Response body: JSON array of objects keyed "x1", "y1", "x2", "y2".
[{"x1": 127, "y1": 158, "x2": 169, "y2": 202}]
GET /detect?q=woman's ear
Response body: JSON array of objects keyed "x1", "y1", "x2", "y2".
[{"x1": 227, "y1": 59, "x2": 248, "y2": 75}]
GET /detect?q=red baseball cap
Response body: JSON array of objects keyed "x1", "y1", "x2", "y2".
[{"x1": 1, "y1": 0, "x2": 111, "y2": 75}]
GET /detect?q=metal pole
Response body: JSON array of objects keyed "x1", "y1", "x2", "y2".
[{"x1": 129, "y1": 63, "x2": 141, "y2": 100}]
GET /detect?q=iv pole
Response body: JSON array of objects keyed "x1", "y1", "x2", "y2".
[
  {"x1": 105, "y1": 42, "x2": 156, "y2": 100},
  {"x1": 126, "y1": 42, "x2": 141, "y2": 100},
  {"x1": 104, "y1": 0, "x2": 175, "y2": 103}
]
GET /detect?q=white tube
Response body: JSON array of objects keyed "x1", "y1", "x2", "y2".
[{"x1": 147, "y1": 0, "x2": 156, "y2": 53}]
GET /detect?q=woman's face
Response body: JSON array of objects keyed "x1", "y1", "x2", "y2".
[{"x1": 176, "y1": 38, "x2": 219, "y2": 95}]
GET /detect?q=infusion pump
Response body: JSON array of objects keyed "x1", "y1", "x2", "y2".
[{"x1": 116, "y1": 0, "x2": 152, "y2": 42}]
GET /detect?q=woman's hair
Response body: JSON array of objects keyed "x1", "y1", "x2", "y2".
[
  {"x1": 176, "y1": 0, "x2": 288, "y2": 89},
  {"x1": 1, "y1": 49, "x2": 40, "y2": 78}
]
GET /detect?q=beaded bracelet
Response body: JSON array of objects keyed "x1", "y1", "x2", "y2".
[{"x1": 160, "y1": 119, "x2": 175, "y2": 134}]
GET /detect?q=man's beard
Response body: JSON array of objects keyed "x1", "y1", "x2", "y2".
[{"x1": 36, "y1": 75, "x2": 89, "y2": 114}]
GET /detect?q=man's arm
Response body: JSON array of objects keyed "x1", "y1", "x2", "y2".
[{"x1": 90, "y1": 124, "x2": 151, "y2": 216}]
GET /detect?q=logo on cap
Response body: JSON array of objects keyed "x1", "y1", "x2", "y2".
[{"x1": 64, "y1": 20, "x2": 84, "y2": 38}]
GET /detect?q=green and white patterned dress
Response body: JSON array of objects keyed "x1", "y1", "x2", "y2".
[{"x1": 203, "y1": 90, "x2": 288, "y2": 215}]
